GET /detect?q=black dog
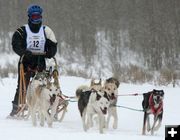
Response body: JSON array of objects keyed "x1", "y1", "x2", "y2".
[{"x1": 142, "y1": 89, "x2": 164, "y2": 135}]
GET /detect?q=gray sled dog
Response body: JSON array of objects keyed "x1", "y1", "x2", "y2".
[{"x1": 26, "y1": 72, "x2": 60, "y2": 127}]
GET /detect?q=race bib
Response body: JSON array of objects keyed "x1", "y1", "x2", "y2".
[{"x1": 25, "y1": 24, "x2": 45, "y2": 53}]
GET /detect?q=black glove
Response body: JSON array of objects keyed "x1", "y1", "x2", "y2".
[
  {"x1": 45, "y1": 39, "x2": 56, "y2": 58},
  {"x1": 46, "y1": 39, "x2": 54, "y2": 47},
  {"x1": 24, "y1": 50, "x2": 32, "y2": 57},
  {"x1": 45, "y1": 51, "x2": 52, "y2": 58}
]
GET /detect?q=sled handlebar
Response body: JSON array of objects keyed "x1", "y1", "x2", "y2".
[
  {"x1": 20, "y1": 52, "x2": 47, "y2": 63},
  {"x1": 32, "y1": 52, "x2": 47, "y2": 56},
  {"x1": 20, "y1": 52, "x2": 58, "y2": 67}
]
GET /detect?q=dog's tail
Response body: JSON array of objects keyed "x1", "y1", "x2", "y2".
[{"x1": 76, "y1": 85, "x2": 89, "y2": 99}]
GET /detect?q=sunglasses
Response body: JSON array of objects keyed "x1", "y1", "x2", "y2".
[{"x1": 30, "y1": 14, "x2": 42, "y2": 20}]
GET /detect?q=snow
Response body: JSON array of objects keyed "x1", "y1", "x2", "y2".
[
  {"x1": 0, "y1": 53, "x2": 19, "y2": 68},
  {"x1": 0, "y1": 76, "x2": 180, "y2": 140}
]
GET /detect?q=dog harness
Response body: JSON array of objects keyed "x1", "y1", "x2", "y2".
[
  {"x1": 149, "y1": 93, "x2": 163, "y2": 115},
  {"x1": 25, "y1": 24, "x2": 46, "y2": 53}
]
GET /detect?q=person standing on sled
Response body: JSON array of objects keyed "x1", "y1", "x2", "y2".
[{"x1": 9, "y1": 4, "x2": 57, "y2": 117}]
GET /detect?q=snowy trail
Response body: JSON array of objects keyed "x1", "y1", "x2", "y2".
[{"x1": 0, "y1": 76, "x2": 180, "y2": 140}]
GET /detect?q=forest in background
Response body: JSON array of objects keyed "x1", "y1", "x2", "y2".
[{"x1": 0, "y1": 0, "x2": 180, "y2": 86}]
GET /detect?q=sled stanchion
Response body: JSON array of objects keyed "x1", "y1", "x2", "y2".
[
  {"x1": 17, "y1": 54, "x2": 27, "y2": 118},
  {"x1": 21, "y1": 63, "x2": 26, "y2": 105},
  {"x1": 16, "y1": 53, "x2": 47, "y2": 118},
  {"x1": 52, "y1": 57, "x2": 72, "y2": 99},
  {"x1": 52, "y1": 57, "x2": 60, "y2": 88},
  {"x1": 50, "y1": 57, "x2": 70, "y2": 122}
]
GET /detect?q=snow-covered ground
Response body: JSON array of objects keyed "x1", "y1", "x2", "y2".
[{"x1": 0, "y1": 76, "x2": 179, "y2": 140}]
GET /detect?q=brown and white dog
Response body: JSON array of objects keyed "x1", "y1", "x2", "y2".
[
  {"x1": 90, "y1": 79, "x2": 103, "y2": 91},
  {"x1": 103, "y1": 77, "x2": 120, "y2": 129},
  {"x1": 26, "y1": 72, "x2": 60, "y2": 127},
  {"x1": 76, "y1": 78, "x2": 102, "y2": 99},
  {"x1": 142, "y1": 89, "x2": 164, "y2": 135}
]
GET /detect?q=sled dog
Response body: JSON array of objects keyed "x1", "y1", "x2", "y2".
[
  {"x1": 142, "y1": 89, "x2": 164, "y2": 135},
  {"x1": 27, "y1": 73, "x2": 60, "y2": 127},
  {"x1": 77, "y1": 89, "x2": 110, "y2": 133},
  {"x1": 104, "y1": 77, "x2": 119, "y2": 129},
  {"x1": 90, "y1": 78, "x2": 103, "y2": 91},
  {"x1": 76, "y1": 78, "x2": 102, "y2": 99}
]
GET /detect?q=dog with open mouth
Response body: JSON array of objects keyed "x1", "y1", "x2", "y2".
[
  {"x1": 77, "y1": 89, "x2": 110, "y2": 134},
  {"x1": 104, "y1": 77, "x2": 119, "y2": 129},
  {"x1": 142, "y1": 89, "x2": 164, "y2": 135},
  {"x1": 27, "y1": 72, "x2": 60, "y2": 127}
]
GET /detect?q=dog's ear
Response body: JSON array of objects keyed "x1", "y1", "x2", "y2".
[
  {"x1": 96, "y1": 92, "x2": 101, "y2": 101},
  {"x1": 99, "y1": 78, "x2": 102, "y2": 85},
  {"x1": 152, "y1": 89, "x2": 158, "y2": 95},
  {"x1": 153, "y1": 89, "x2": 157, "y2": 93},
  {"x1": 91, "y1": 88, "x2": 96, "y2": 92},
  {"x1": 91, "y1": 79, "x2": 94, "y2": 86},
  {"x1": 104, "y1": 92, "x2": 109, "y2": 101},
  {"x1": 34, "y1": 71, "x2": 39, "y2": 80},
  {"x1": 143, "y1": 93, "x2": 147, "y2": 99},
  {"x1": 160, "y1": 90, "x2": 164, "y2": 96},
  {"x1": 143, "y1": 93, "x2": 146, "y2": 97},
  {"x1": 46, "y1": 82, "x2": 52, "y2": 89},
  {"x1": 114, "y1": 79, "x2": 120, "y2": 88}
]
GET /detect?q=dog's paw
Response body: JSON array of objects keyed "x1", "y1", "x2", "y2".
[
  {"x1": 99, "y1": 129, "x2": 104, "y2": 134},
  {"x1": 33, "y1": 122, "x2": 37, "y2": 127},
  {"x1": 151, "y1": 130, "x2": 154, "y2": 135},
  {"x1": 24, "y1": 117, "x2": 29, "y2": 121},
  {"x1": 48, "y1": 125, "x2": 52, "y2": 128},
  {"x1": 147, "y1": 127, "x2": 151, "y2": 132},
  {"x1": 40, "y1": 122, "x2": 44, "y2": 127},
  {"x1": 83, "y1": 125, "x2": 88, "y2": 132},
  {"x1": 48, "y1": 122, "x2": 53, "y2": 128},
  {"x1": 113, "y1": 123, "x2": 118, "y2": 129}
]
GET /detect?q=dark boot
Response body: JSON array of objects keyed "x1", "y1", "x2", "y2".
[
  {"x1": 9, "y1": 103, "x2": 18, "y2": 117},
  {"x1": 9, "y1": 86, "x2": 20, "y2": 117}
]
